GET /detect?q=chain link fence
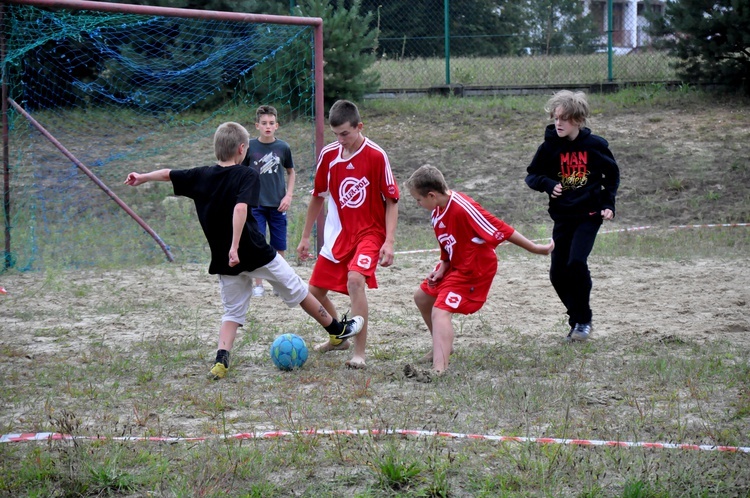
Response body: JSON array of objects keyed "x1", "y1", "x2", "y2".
[{"x1": 355, "y1": 0, "x2": 676, "y2": 91}]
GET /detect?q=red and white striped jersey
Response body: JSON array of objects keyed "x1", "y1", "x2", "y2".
[
  {"x1": 312, "y1": 138, "x2": 399, "y2": 262},
  {"x1": 431, "y1": 191, "x2": 515, "y2": 274}
]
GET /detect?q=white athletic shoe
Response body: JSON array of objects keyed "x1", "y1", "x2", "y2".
[{"x1": 569, "y1": 322, "x2": 592, "y2": 341}]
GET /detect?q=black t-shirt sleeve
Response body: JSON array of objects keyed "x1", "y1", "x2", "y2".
[{"x1": 170, "y1": 168, "x2": 197, "y2": 198}]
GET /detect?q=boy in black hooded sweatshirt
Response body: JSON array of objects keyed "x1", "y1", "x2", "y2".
[{"x1": 525, "y1": 90, "x2": 620, "y2": 342}]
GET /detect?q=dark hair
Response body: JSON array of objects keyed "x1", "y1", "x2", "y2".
[
  {"x1": 328, "y1": 99, "x2": 361, "y2": 128},
  {"x1": 255, "y1": 105, "x2": 278, "y2": 123}
]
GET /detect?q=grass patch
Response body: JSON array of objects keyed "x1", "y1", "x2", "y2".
[
  {"x1": 2, "y1": 89, "x2": 749, "y2": 496},
  {"x1": 372, "y1": 52, "x2": 679, "y2": 88}
]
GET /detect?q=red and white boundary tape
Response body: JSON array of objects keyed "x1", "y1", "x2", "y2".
[
  {"x1": 599, "y1": 222, "x2": 750, "y2": 236},
  {"x1": 2, "y1": 429, "x2": 748, "y2": 453},
  {"x1": 395, "y1": 222, "x2": 750, "y2": 255}
]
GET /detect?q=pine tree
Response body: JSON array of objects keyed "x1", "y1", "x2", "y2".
[
  {"x1": 647, "y1": 0, "x2": 750, "y2": 94},
  {"x1": 295, "y1": 0, "x2": 379, "y2": 106}
]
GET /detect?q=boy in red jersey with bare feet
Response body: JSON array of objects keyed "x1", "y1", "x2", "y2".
[
  {"x1": 404, "y1": 165, "x2": 553, "y2": 381},
  {"x1": 297, "y1": 100, "x2": 399, "y2": 370}
]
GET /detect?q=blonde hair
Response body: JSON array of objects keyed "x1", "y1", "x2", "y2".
[
  {"x1": 545, "y1": 90, "x2": 589, "y2": 127},
  {"x1": 214, "y1": 122, "x2": 249, "y2": 162},
  {"x1": 405, "y1": 165, "x2": 449, "y2": 196}
]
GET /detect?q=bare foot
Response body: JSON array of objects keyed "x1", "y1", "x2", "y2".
[
  {"x1": 416, "y1": 348, "x2": 454, "y2": 365},
  {"x1": 314, "y1": 339, "x2": 350, "y2": 353},
  {"x1": 345, "y1": 357, "x2": 367, "y2": 370}
]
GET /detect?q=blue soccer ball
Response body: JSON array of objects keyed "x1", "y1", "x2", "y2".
[{"x1": 270, "y1": 333, "x2": 308, "y2": 371}]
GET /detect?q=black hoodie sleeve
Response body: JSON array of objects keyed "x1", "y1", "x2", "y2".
[
  {"x1": 591, "y1": 138, "x2": 620, "y2": 216},
  {"x1": 525, "y1": 143, "x2": 559, "y2": 195}
]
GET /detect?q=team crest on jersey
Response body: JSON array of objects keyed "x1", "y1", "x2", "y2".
[
  {"x1": 356, "y1": 254, "x2": 372, "y2": 269},
  {"x1": 445, "y1": 292, "x2": 462, "y2": 309},
  {"x1": 437, "y1": 233, "x2": 457, "y2": 259},
  {"x1": 339, "y1": 176, "x2": 370, "y2": 209}
]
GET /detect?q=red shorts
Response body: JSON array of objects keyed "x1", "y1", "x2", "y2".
[
  {"x1": 419, "y1": 267, "x2": 492, "y2": 315},
  {"x1": 309, "y1": 236, "x2": 381, "y2": 295}
]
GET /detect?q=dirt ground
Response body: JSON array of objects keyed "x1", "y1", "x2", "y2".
[
  {"x1": 5, "y1": 250, "x2": 750, "y2": 360},
  {"x1": 2, "y1": 247, "x2": 749, "y2": 439},
  {"x1": 1, "y1": 96, "x2": 750, "y2": 441}
]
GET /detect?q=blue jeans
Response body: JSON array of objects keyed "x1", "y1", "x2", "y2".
[{"x1": 252, "y1": 206, "x2": 287, "y2": 251}]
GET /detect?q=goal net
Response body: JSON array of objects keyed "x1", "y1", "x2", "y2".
[{"x1": 1, "y1": 0, "x2": 321, "y2": 271}]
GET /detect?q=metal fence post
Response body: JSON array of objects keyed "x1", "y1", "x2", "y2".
[
  {"x1": 444, "y1": 0, "x2": 450, "y2": 85},
  {"x1": 607, "y1": 0, "x2": 614, "y2": 81}
]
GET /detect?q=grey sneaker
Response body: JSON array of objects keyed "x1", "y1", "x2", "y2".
[
  {"x1": 336, "y1": 314, "x2": 364, "y2": 340},
  {"x1": 570, "y1": 322, "x2": 592, "y2": 341},
  {"x1": 565, "y1": 326, "x2": 575, "y2": 341}
]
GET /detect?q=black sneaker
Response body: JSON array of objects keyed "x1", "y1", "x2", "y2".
[
  {"x1": 566, "y1": 325, "x2": 575, "y2": 341},
  {"x1": 335, "y1": 314, "x2": 364, "y2": 341}
]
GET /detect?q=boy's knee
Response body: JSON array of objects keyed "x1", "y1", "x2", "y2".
[
  {"x1": 414, "y1": 288, "x2": 430, "y2": 307},
  {"x1": 309, "y1": 284, "x2": 326, "y2": 301},
  {"x1": 346, "y1": 273, "x2": 366, "y2": 294},
  {"x1": 568, "y1": 259, "x2": 589, "y2": 277}
]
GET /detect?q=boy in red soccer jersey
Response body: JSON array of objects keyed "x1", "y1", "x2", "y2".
[
  {"x1": 297, "y1": 100, "x2": 399, "y2": 369},
  {"x1": 405, "y1": 165, "x2": 554, "y2": 379}
]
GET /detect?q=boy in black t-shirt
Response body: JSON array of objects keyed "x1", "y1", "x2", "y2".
[{"x1": 125, "y1": 122, "x2": 363, "y2": 379}]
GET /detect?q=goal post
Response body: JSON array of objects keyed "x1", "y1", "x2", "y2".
[{"x1": 1, "y1": 0, "x2": 325, "y2": 271}]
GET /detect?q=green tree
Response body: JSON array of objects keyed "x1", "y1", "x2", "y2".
[
  {"x1": 294, "y1": 0, "x2": 379, "y2": 106},
  {"x1": 647, "y1": 0, "x2": 750, "y2": 94}
]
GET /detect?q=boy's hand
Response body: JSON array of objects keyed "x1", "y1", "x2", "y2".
[
  {"x1": 601, "y1": 208, "x2": 614, "y2": 220},
  {"x1": 379, "y1": 240, "x2": 395, "y2": 267},
  {"x1": 426, "y1": 261, "x2": 449, "y2": 287},
  {"x1": 297, "y1": 238, "x2": 311, "y2": 261},
  {"x1": 229, "y1": 247, "x2": 240, "y2": 267},
  {"x1": 550, "y1": 183, "x2": 563, "y2": 198},
  {"x1": 278, "y1": 195, "x2": 292, "y2": 212},
  {"x1": 124, "y1": 172, "x2": 144, "y2": 186},
  {"x1": 537, "y1": 239, "x2": 555, "y2": 255}
]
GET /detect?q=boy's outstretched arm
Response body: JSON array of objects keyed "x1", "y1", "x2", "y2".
[
  {"x1": 508, "y1": 231, "x2": 554, "y2": 255},
  {"x1": 124, "y1": 169, "x2": 171, "y2": 186}
]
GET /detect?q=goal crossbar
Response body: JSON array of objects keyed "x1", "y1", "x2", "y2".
[{"x1": 1, "y1": 0, "x2": 326, "y2": 269}]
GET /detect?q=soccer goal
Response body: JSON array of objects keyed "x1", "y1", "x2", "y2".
[{"x1": 1, "y1": 0, "x2": 324, "y2": 271}]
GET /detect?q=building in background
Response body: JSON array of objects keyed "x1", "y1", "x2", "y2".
[{"x1": 585, "y1": 0, "x2": 666, "y2": 52}]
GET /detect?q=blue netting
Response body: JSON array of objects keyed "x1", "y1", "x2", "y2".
[{"x1": 2, "y1": 4, "x2": 315, "y2": 271}]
